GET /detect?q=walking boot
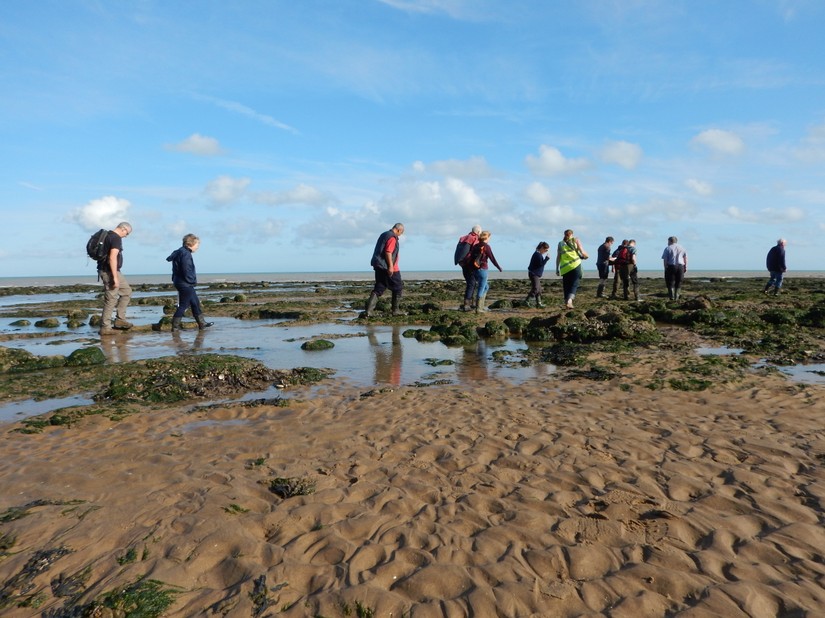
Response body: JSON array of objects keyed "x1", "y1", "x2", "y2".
[
  {"x1": 667, "y1": 286, "x2": 674, "y2": 300},
  {"x1": 364, "y1": 292, "x2": 379, "y2": 317},
  {"x1": 460, "y1": 298, "x2": 471, "y2": 312},
  {"x1": 536, "y1": 294, "x2": 545, "y2": 308},
  {"x1": 113, "y1": 318, "x2": 133, "y2": 330},
  {"x1": 524, "y1": 295, "x2": 534, "y2": 308},
  {"x1": 475, "y1": 295, "x2": 487, "y2": 313},
  {"x1": 596, "y1": 282, "x2": 605, "y2": 298},
  {"x1": 391, "y1": 293, "x2": 406, "y2": 316},
  {"x1": 171, "y1": 317, "x2": 182, "y2": 332},
  {"x1": 196, "y1": 315, "x2": 214, "y2": 329}
]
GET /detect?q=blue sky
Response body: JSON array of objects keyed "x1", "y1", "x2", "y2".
[{"x1": 2, "y1": 0, "x2": 824, "y2": 277}]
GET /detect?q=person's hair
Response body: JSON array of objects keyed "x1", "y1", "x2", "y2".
[
  {"x1": 668, "y1": 236, "x2": 677, "y2": 244},
  {"x1": 479, "y1": 231, "x2": 491, "y2": 242},
  {"x1": 182, "y1": 233, "x2": 200, "y2": 248},
  {"x1": 620, "y1": 239, "x2": 628, "y2": 245},
  {"x1": 471, "y1": 225, "x2": 481, "y2": 235},
  {"x1": 564, "y1": 229, "x2": 574, "y2": 238},
  {"x1": 777, "y1": 238, "x2": 786, "y2": 245},
  {"x1": 629, "y1": 239, "x2": 636, "y2": 245},
  {"x1": 536, "y1": 241, "x2": 550, "y2": 251},
  {"x1": 392, "y1": 223, "x2": 404, "y2": 233},
  {"x1": 605, "y1": 236, "x2": 614, "y2": 243},
  {"x1": 116, "y1": 222, "x2": 132, "y2": 234}
]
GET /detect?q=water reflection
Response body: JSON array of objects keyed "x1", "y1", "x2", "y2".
[{"x1": 367, "y1": 326, "x2": 403, "y2": 386}]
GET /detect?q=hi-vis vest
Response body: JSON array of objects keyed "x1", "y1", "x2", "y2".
[{"x1": 558, "y1": 239, "x2": 581, "y2": 276}]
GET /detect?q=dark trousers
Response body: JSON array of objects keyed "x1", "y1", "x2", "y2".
[
  {"x1": 461, "y1": 263, "x2": 477, "y2": 301},
  {"x1": 527, "y1": 273, "x2": 542, "y2": 298},
  {"x1": 372, "y1": 269, "x2": 403, "y2": 297},
  {"x1": 173, "y1": 285, "x2": 203, "y2": 318},
  {"x1": 664, "y1": 264, "x2": 684, "y2": 290},
  {"x1": 619, "y1": 265, "x2": 638, "y2": 299}
]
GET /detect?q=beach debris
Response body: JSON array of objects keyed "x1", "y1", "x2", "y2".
[{"x1": 0, "y1": 546, "x2": 72, "y2": 610}]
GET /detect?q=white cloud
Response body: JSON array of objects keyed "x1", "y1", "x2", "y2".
[
  {"x1": 414, "y1": 155, "x2": 494, "y2": 179},
  {"x1": 726, "y1": 205, "x2": 806, "y2": 223},
  {"x1": 198, "y1": 95, "x2": 299, "y2": 134},
  {"x1": 525, "y1": 145, "x2": 590, "y2": 176},
  {"x1": 691, "y1": 129, "x2": 745, "y2": 156},
  {"x1": 793, "y1": 121, "x2": 825, "y2": 163},
  {"x1": 204, "y1": 175, "x2": 251, "y2": 207},
  {"x1": 600, "y1": 140, "x2": 643, "y2": 169},
  {"x1": 685, "y1": 178, "x2": 714, "y2": 196},
  {"x1": 253, "y1": 183, "x2": 334, "y2": 207},
  {"x1": 67, "y1": 195, "x2": 132, "y2": 231},
  {"x1": 165, "y1": 133, "x2": 223, "y2": 156},
  {"x1": 524, "y1": 181, "x2": 554, "y2": 206}
]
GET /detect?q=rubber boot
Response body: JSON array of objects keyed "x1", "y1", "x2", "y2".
[
  {"x1": 536, "y1": 294, "x2": 545, "y2": 308},
  {"x1": 460, "y1": 298, "x2": 471, "y2": 312},
  {"x1": 673, "y1": 285, "x2": 681, "y2": 301},
  {"x1": 364, "y1": 292, "x2": 379, "y2": 317},
  {"x1": 596, "y1": 281, "x2": 605, "y2": 298},
  {"x1": 475, "y1": 295, "x2": 487, "y2": 313},
  {"x1": 524, "y1": 295, "x2": 534, "y2": 308},
  {"x1": 171, "y1": 317, "x2": 182, "y2": 331},
  {"x1": 196, "y1": 315, "x2": 214, "y2": 329},
  {"x1": 633, "y1": 284, "x2": 639, "y2": 301},
  {"x1": 667, "y1": 286, "x2": 674, "y2": 300},
  {"x1": 391, "y1": 293, "x2": 406, "y2": 316}
]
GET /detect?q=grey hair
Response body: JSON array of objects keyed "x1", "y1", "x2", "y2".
[
  {"x1": 116, "y1": 222, "x2": 132, "y2": 234},
  {"x1": 777, "y1": 238, "x2": 786, "y2": 245},
  {"x1": 182, "y1": 233, "x2": 200, "y2": 248},
  {"x1": 471, "y1": 225, "x2": 482, "y2": 235}
]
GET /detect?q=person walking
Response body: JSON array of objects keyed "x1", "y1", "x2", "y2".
[
  {"x1": 661, "y1": 236, "x2": 688, "y2": 300},
  {"x1": 556, "y1": 229, "x2": 589, "y2": 309},
  {"x1": 609, "y1": 239, "x2": 628, "y2": 299},
  {"x1": 364, "y1": 223, "x2": 405, "y2": 317},
  {"x1": 468, "y1": 231, "x2": 502, "y2": 313},
  {"x1": 618, "y1": 239, "x2": 639, "y2": 300},
  {"x1": 525, "y1": 242, "x2": 551, "y2": 307},
  {"x1": 166, "y1": 233, "x2": 214, "y2": 330},
  {"x1": 764, "y1": 238, "x2": 787, "y2": 296},
  {"x1": 455, "y1": 225, "x2": 481, "y2": 311},
  {"x1": 97, "y1": 222, "x2": 133, "y2": 336},
  {"x1": 595, "y1": 236, "x2": 614, "y2": 298}
]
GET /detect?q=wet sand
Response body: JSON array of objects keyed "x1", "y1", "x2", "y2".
[
  {"x1": 1, "y1": 277, "x2": 825, "y2": 615},
  {"x1": 2, "y1": 365, "x2": 825, "y2": 615}
]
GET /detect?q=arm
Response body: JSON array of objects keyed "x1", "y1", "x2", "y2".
[
  {"x1": 488, "y1": 247, "x2": 502, "y2": 272},
  {"x1": 555, "y1": 244, "x2": 562, "y2": 274},
  {"x1": 107, "y1": 247, "x2": 119, "y2": 289},
  {"x1": 384, "y1": 237, "x2": 397, "y2": 272},
  {"x1": 576, "y1": 239, "x2": 589, "y2": 259}
]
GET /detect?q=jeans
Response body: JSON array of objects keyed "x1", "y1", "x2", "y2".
[
  {"x1": 474, "y1": 268, "x2": 489, "y2": 300},
  {"x1": 767, "y1": 271, "x2": 784, "y2": 289},
  {"x1": 562, "y1": 266, "x2": 582, "y2": 301}
]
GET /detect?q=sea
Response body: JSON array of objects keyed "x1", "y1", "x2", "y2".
[{"x1": 2, "y1": 270, "x2": 824, "y2": 288}]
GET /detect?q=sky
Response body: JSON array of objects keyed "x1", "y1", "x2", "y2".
[{"x1": 2, "y1": 0, "x2": 824, "y2": 277}]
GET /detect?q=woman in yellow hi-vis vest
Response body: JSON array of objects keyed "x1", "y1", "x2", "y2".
[{"x1": 556, "y1": 229, "x2": 589, "y2": 309}]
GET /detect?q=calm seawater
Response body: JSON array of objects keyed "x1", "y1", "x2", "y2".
[{"x1": 2, "y1": 270, "x2": 824, "y2": 288}]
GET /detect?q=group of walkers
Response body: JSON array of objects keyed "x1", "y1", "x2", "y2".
[
  {"x1": 94, "y1": 222, "x2": 213, "y2": 336},
  {"x1": 93, "y1": 221, "x2": 789, "y2": 331}
]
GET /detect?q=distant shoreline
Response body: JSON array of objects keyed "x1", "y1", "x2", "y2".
[{"x1": 1, "y1": 270, "x2": 823, "y2": 288}]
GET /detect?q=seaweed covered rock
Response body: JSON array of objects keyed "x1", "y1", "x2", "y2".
[
  {"x1": 541, "y1": 342, "x2": 587, "y2": 366},
  {"x1": 66, "y1": 347, "x2": 106, "y2": 366},
  {"x1": 301, "y1": 339, "x2": 334, "y2": 351},
  {"x1": 504, "y1": 317, "x2": 529, "y2": 334},
  {"x1": 432, "y1": 320, "x2": 479, "y2": 346},
  {"x1": 481, "y1": 320, "x2": 509, "y2": 338},
  {"x1": 34, "y1": 318, "x2": 60, "y2": 328},
  {"x1": 96, "y1": 354, "x2": 310, "y2": 403},
  {"x1": 0, "y1": 346, "x2": 67, "y2": 373}
]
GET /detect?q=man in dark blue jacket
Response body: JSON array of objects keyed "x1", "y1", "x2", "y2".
[{"x1": 764, "y1": 238, "x2": 787, "y2": 295}]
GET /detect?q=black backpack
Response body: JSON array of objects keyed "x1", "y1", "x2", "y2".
[{"x1": 86, "y1": 229, "x2": 110, "y2": 262}]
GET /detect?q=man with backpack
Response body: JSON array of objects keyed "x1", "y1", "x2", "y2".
[
  {"x1": 96, "y1": 222, "x2": 133, "y2": 335},
  {"x1": 609, "y1": 239, "x2": 628, "y2": 299},
  {"x1": 455, "y1": 225, "x2": 481, "y2": 311}
]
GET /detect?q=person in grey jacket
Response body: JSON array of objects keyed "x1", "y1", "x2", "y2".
[{"x1": 166, "y1": 234, "x2": 213, "y2": 330}]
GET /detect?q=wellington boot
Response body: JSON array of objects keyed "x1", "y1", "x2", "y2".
[
  {"x1": 667, "y1": 286, "x2": 674, "y2": 300},
  {"x1": 364, "y1": 292, "x2": 379, "y2": 317},
  {"x1": 596, "y1": 283, "x2": 605, "y2": 298},
  {"x1": 171, "y1": 317, "x2": 182, "y2": 332},
  {"x1": 391, "y1": 293, "x2": 406, "y2": 316},
  {"x1": 196, "y1": 315, "x2": 214, "y2": 329},
  {"x1": 475, "y1": 295, "x2": 488, "y2": 313},
  {"x1": 536, "y1": 295, "x2": 545, "y2": 308},
  {"x1": 524, "y1": 295, "x2": 535, "y2": 308}
]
